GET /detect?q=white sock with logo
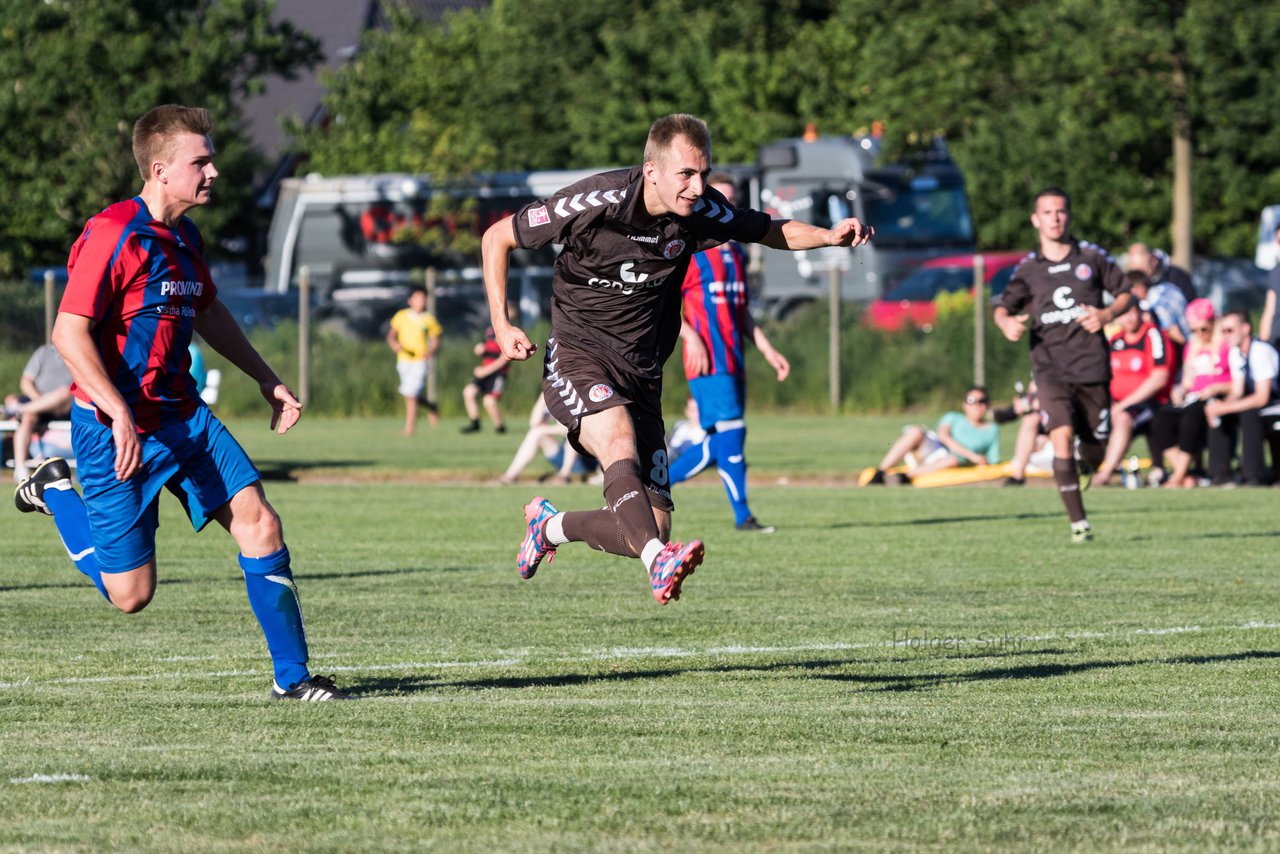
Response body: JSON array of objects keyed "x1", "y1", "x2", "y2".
[
  {"x1": 544, "y1": 513, "x2": 568, "y2": 546},
  {"x1": 641, "y1": 539, "x2": 665, "y2": 569}
]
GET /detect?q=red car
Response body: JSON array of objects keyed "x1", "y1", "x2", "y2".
[{"x1": 865, "y1": 251, "x2": 1027, "y2": 332}]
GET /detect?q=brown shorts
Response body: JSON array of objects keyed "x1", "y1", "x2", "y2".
[
  {"x1": 541, "y1": 337, "x2": 673, "y2": 511},
  {"x1": 1035, "y1": 377, "x2": 1111, "y2": 442}
]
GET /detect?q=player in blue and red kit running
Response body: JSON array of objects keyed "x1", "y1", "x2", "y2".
[
  {"x1": 670, "y1": 173, "x2": 790, "y2": 533},
  {"x1": 12, "y1": 105, "x2": 346, "y2": 700}
]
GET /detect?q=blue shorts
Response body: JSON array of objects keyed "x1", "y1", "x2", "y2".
[
  {"x1": 689, "y1": 373, "x2": 745, "y2": 430},
  {"x1": 70, "y1": 404, "x2": 261, "y2": 573}
]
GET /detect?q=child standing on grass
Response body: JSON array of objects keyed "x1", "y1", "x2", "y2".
[{"x1": 387, "y1": 286, "x2": 442, "y2": 435}]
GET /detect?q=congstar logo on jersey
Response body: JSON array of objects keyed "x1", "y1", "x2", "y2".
[
  {"x1": 1039, "y1": 285, "x2": 1087, "y2": 325},
  {"x1": 159, "y1": 280, "x2": 203, "y2": 296},
  {"x1": 587, "y1": 261, "x2": 668, "y2": 295}
]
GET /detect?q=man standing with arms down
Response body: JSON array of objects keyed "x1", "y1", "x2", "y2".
[
  {"x1": 14, "y1": 105, "x2": 346, "y2": 700},
  {"x1": 482, "y1": 114, "x2": 872, "y2": 603},
  {"x1": 994, "y1": 188, "x2": 1132, "y2": 543}
]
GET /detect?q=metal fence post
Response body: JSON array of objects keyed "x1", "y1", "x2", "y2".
[
  {"x1": 829, "y1": 264, "x2": 841, "y2": 412},
  {"x1": 298, "y1": 265, "x2": 311, "y2": 408},
  {"x1": 425, "y1": 266, "x2": 438, "y2": 408},
  {"x1": 43, "y1": 270, "x2": 55, "y2": 344},
  {"x1": 973, "y1": 254, "x2": 986, "y2": 387}
]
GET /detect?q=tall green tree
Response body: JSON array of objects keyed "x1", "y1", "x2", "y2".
[
  {"x1": 297, "y1": 0, "x2": 1280, "y2": 260},
  {"x1": 0, "y1": 0, "x2": 319, "y2": 277}
]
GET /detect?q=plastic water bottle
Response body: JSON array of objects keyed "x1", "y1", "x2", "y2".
[{"x1": 1123, "y1": 455, "x2": 1141, "y2": 490}]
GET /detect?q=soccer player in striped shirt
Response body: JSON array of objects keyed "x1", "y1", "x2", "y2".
[
  {"x1": 670, "y1": 173, "x2": 790, "y2": 532},
  {"x1": 13, "y1": 105, "x2": 346, "y2": 700}
]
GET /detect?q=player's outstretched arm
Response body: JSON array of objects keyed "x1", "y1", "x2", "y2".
[
  {"x1": 195, "y1": 298, "x2": 300, "y2": 434},
  {"x1": 482, "y1": 216, "x2": 536, "y2": 361},
  {"x1": 758, "y1": 217, "x2": 873, "y2": 251}
]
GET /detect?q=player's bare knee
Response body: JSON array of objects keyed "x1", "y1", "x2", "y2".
[{"x1": 112, "y1": 589, "x2": 154, "y2": 614}]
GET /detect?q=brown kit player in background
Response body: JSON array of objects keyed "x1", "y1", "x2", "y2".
[{"x1": 994, "y1": 187, "x2": 1132, "y2": 542}]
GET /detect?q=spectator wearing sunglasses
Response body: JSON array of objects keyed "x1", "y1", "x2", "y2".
[
  {"x1": 1160, "y1": 298, "x2": 1232, "y2": 488},
  {"x1": 1205, "y1": 310, "x2": 1280, "y2": 485},
  {"x1": 866, "y1": 387, "x2": 1000, "y2": 484}
]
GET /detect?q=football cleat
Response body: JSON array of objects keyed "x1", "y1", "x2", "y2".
[
  {"x1": 14, "y1": 457, "x2": 73, "y2": 516},
  {"x1": 735, "y1": 517, "x2": 776, "y2": 534},
  {"x1": 271, "y1": 674, "x2": 350, "y2": 701},
  {"x1": 649, "y1": 539, "x2": 704, "y2": 605},
  {"x1": 1070, "y1": 522, "x2": 1093, "y2": 544},
  {"x1": 517, "y1": 496, "x2": 558, "y2": 580}
]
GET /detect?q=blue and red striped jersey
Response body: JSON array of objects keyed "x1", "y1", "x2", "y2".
[
  {"x1": 61, "y1": 196, "x2": 217, "y2": 433},
  {"x1": 680, "y1": 242, "x2": 751, "y2": 381}
]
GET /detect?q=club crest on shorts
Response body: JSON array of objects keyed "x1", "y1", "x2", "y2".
[
  {"x1": 1074, "y1": 263, "x2": 1093, "y2": 281},
  {"x1": 527, "y1": 205, "x2": 550, "y2": 228},
  {"x1": 662, "y1": 239, "x2": 686, "y2": 260},
  {"x1": 588, "y1": 383, "x2": 614, "y2": 403}
]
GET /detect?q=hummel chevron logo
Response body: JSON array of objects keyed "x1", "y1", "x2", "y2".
[
  {"x1": 554, "y1": 189, "x2": 624, "y2": 218},
  {"x1": 693, "y1": 198, "x2": 735, "y2": 224}
]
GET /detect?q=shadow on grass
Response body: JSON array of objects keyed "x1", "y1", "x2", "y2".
[
  {"x1": 344, "y1": 649, "x2": 1280, "y2": 698},
  {"x1": 831, "y1": 512, "x2": 1060, "y2": 529},
  {"x1": 821, "y1": 649, "x2": 1280, "y2": 693},
  {"x1": 1, "y1": 565, "x2": 467, "y2": 594},
  {"x1": 255, "y1": 458, "x2": 372, "y2": 481},
  {"x1": 344, "y1": 645, "x2": 1066, "y2": 697},
  {"x1": 304, "y1": 565, "x2": 475, "y2": 582}
]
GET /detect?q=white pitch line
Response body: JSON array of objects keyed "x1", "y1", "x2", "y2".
[
  {"x1": 2, "y1": 622, "x2": 1279, "y2": 691},
  {"x1": 10, "y1": 774, "x2": 91, "y2": 784}
]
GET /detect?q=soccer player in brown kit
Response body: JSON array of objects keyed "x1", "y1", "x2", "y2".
[
  {"x1": 481, "y1": 114, "x2": 872, "y2": 602},
  {"x1": 994, "y1": 188, "x2": 1132, "y2": 543}
]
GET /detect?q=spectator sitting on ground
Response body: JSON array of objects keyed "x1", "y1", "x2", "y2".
[
  {"x1": 1160, "y1": 298, "x2": 1232, "y2": 488},
  {"x1": 666, "y1": 398, "x2": 707, "y2": 462},
  {"x1": 5, "y1": 343, "x2": 73, "y2": 482},
  {"x1": 867, "y1": 387, "x2": 1000, "y2": 484},
  {"x1": 1093, "y1": 300, "x2": 1173, "y2": 485},
  {"x1": 991, "y1": 381, "x2": 1047, "y2": 486},
  {"x1": 496, "y1": 392, "x2": 598, "y2": 485},
  {"x1": 1205, "y1": 310, "x2": 1280, "y2": 486}
]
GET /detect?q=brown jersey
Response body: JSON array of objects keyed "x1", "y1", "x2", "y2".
[
  {"x1": 997, "y1": 239, "x2": 1130, "y2": 384},
  {"x1": 512, "y1": 167, "x2": 771, "y2": 380}
]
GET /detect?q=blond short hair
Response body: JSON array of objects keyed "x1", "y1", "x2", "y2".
[
  {"x1": 644, "y1": 114, "x2": 710, "y2": 166},
  {"x1": 132, "y1": 105, "x2": 213, "y2": 181}
]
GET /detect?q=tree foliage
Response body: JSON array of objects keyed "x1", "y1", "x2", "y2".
[
  {"x1": 299, "y1": 0, "x2": 1279, "y2": 260},
  {"x1": 0, "y1": 0, "x2": 319, "y2": 276}
]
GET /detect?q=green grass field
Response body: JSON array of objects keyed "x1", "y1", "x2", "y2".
[{"x1": 3, "y1": 415, "x2": 1279, "y2": 851}]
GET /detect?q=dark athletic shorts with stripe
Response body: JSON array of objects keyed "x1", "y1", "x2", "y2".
[
  {"x1": 541, "y1": 337, "x2": 674, "y2": 511},
  {"x1": 1035, "y1": 377, "x2": 1111, "y2": 443}
]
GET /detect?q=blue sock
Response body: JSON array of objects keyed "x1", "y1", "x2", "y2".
[
  {"x1": 43, "y1": 482, "x2": 109, "y2": 601},
  {"x1": 240, "y1": 548, "x2": 310, "y2": 690},
  {"x1": 669, "y1": 436, "x2": 713, "y2": 485},
  {"x1": 711, "y1": 426, "x2": 753, "y2": 525}
]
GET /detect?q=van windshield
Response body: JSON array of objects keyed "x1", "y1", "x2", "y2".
[{"x1": 860, "y1": 173, "x2": 974, "y2": 249}]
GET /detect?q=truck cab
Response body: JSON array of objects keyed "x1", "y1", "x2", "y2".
[
  {"x1": 264, "y1": 169, "x2": 597, "y2": 336},
  {"x1": 752, "y1": 135, "x2": 975, "y2": 318}
]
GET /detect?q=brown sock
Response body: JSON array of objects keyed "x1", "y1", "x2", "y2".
[
  {"x1": 560, "y1": 460, "x2": 659, "y2": 558},
  {"x1": 1053, "y1": 457, "x2": 1087, "y2": 524}
]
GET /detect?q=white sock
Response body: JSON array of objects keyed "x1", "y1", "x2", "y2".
[
  {"x1": 640, "y1": 539, "x2": 666, "y2": 569},
  {"x1": 544, "y1": 513, "x2": 568, "y2": 546}
]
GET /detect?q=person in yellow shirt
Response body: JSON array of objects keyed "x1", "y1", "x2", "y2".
[{"x1": 386, "y1": 287, "x2": 443, "y2": 435}]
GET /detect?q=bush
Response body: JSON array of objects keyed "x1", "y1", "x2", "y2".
[{"x1": 0, "y1": 290, "x2": 1032, "y2": 417}]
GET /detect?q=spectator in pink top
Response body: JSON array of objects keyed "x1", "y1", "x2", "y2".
[{"x1": 1162, "y1": 298, "x2": 1232, "y2": 487}]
